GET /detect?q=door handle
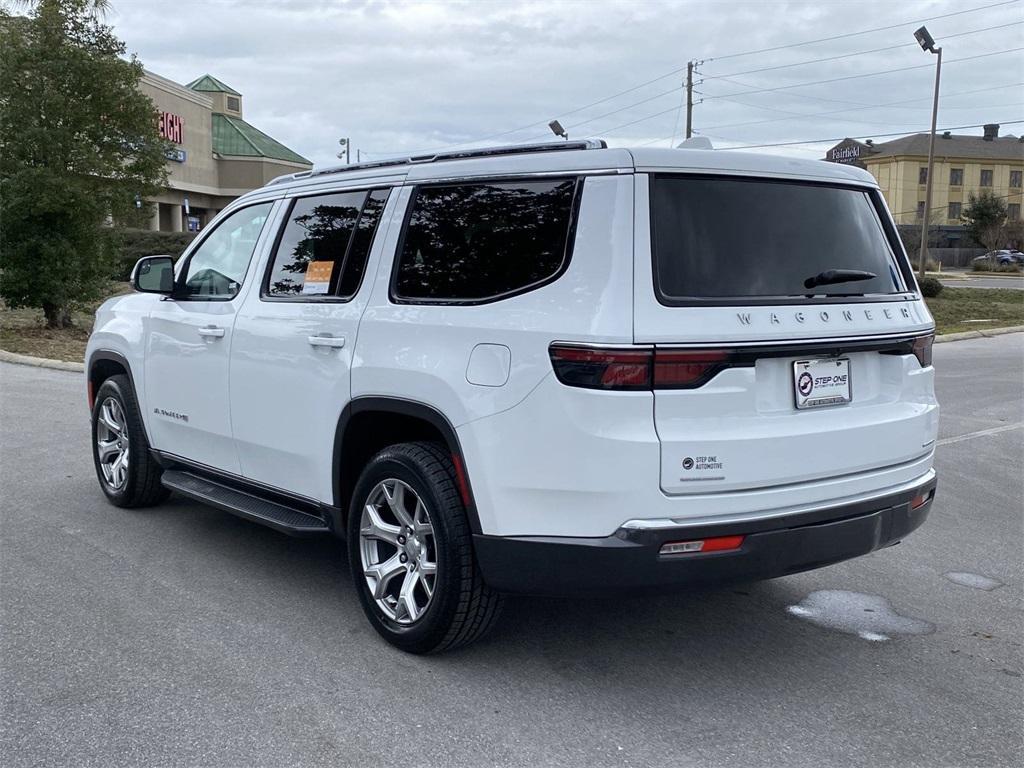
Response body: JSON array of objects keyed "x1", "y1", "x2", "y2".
[
  {"x1": 197, "y1": 326, "x2": 225, "y2": 338},
  {"x1": 308, "y1": 334, "x2": 346, "y2": 349}
]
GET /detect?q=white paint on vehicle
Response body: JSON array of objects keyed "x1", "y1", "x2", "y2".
[
  {"x1": 786, "y1": 590, "x2": 934, "y2": 642},
  {"x1": 943, "y1": 572, "x2": 1004, "y2": 591}
]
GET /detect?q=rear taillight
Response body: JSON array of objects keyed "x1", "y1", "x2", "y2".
[
  {"x1": 549, "y1": 345, "x2": 734, "y2": 391},
  {"x1": 911, "y1": 334, "x2": 934, "y2": 368},
  {"x1": 548, "y1": 346, "x2": 651, "y2": 390},
  {"x1": 653, "y1": 349, "x2": 732, "y2": 389}
]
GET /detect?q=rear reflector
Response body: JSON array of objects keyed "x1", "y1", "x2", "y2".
[
  {"x1": 910, "y1": 490, "x2": 933, "y2": 510},
  {"x1": 660, "y1": 535, "x2": 745, "y2": 556}
]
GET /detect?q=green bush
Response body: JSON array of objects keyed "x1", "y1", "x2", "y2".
[
  {"x1": 918, "y1": 277, "x2": 944, "y2": 297},
  {"x1": 111, "y1": 228, "x2": 196, "y2": 280}
]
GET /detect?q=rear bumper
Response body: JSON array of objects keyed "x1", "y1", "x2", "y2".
[{"x1": 474, "y1": 471, "x2": 936, "y2": 596}]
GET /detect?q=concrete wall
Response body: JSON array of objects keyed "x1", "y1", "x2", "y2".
[{"x1": 140, "y1": 72, "x2": 218, "y2": 192}]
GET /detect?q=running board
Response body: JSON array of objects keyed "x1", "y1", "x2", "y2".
[{"x1": 161, "y1": 470, "x2": 330, "y2": 536}]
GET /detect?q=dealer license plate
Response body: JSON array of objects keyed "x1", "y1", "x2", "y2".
[{"x1": 793, "y1": 358, "x2": 851, "y2": 410}]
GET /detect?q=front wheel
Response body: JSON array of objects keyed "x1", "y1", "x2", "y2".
[
  {"x1": 90, "y1": 375, "x2": 168, "y2": 508},
  {"x1": 347, "y1": 442, "x2": 503, "y2": 654}
]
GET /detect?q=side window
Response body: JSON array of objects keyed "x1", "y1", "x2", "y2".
[
  {"x1": 394, "y1": 178, "x2": 578, "y2": 303},
  {"x1": 182, "y1": 202, "x2": 273, "y2": 299},
  {"x1": 265, "y1": 188, "x2": 390, "y2": 299}
]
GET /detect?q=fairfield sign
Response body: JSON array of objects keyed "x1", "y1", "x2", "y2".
[{"x1": 158, "y1": 111, "x2": 184, "y2": 144}]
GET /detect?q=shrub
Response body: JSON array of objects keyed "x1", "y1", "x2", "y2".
[
  {"x1": 111, "y1": 228, "x2": 196, "y2": 280},
  {"x1": 972, "y1": 260, "x2": 1023, "y2": 273},
  {"x1": 918, "y1": 277, "x2": 944, "y2": 297}
]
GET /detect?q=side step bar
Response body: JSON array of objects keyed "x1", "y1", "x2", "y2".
[{"x1": 161, "y1": 470, "x2": 330, "y2": 536}]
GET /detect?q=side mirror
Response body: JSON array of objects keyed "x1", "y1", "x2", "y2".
[{"x1": 131, "y1": 255, "x2": 175, "y2": 295}]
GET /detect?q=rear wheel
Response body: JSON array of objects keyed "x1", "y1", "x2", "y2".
[
  {"x1": 348, "y1": 442, "x2": 503, "y2": 653},
  {"x1": 90, "y1": 375, "x2": 169, "y2": 508}
]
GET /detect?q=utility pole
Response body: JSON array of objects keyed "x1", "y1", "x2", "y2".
[{"x1": 685, "y1": 60, "x2": 694, "y2": 139}]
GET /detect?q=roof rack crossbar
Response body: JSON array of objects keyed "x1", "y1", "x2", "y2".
[{"x1": 266, "y1": 139, "x2": 607, "y2": 186}]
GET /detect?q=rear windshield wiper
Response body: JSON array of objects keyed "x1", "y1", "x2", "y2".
[{"x1": 803, "y1": 269, "x2": 876, "y2": 290}]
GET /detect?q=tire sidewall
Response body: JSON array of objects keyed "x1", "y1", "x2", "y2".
[
  {"x1": 347, "y1": 448, "x2": 464, "y2": 652},
  {"x1": 91, "y1": 378, "x2": 139, "y2": 506}
]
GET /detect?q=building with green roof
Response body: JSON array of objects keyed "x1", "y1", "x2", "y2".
[{"x1": 139, "y1": 71, "x2": 312, "y2": 232}]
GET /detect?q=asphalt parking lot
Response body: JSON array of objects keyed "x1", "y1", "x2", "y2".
[{"x1": 1, "y1": 335, "x2": 1021, "y2": 768}]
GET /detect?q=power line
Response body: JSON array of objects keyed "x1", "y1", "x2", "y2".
[
  {"x1": 892, "y1": 190, "x2": 1023, "y2": 218},
  {"x1": 698, "y1": 84, "x2": 1024, "y2": 131},
  {"x1": 702, "y1": 48, "x2": 1024, "y2": 101},
  {"x1": 411, "y1": 0, "x2": 1021, "y2": 154},
  {"x1": 704, "y1": 0, "x2": 1020, "y2": 62},
  {"x1": 711, "y1": 120, "x2": 1024, "y2": 150},
  {"x1": 701, "y1": 20, "x2": 1023, "y2": 80}
]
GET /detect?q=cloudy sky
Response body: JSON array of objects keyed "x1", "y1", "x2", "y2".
[{"x1": 107, "y1": 0, "x2": 1023, "y2": 166}]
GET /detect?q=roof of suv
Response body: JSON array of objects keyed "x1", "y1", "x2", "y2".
[{"x1": 256, "y1": 139, "x2": 877, "y2": 200}]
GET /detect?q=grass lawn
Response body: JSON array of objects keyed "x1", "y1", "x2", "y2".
[
  {"x1": 925, "y1": 288, "x2": 1024, "y2": 335},
  {"x1": 1, "y1": 286, "x2": 1021, "y2": 364}
]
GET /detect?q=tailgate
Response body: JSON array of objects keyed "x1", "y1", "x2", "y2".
[{"x1": 632, "y1": 173, "x2": 938, "y2": 495}]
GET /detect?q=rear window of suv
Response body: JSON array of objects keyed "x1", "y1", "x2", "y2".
[
  {"x1": 393, "y1": 178, "x2": 579, "y2": 303},
  {"x1": 651, "y1": 175, "x2": 905, "y2": 303}
]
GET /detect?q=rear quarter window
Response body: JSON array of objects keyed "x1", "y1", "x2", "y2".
[
  {"x1": 393, "y1": 178, "x2": 579, "y2": 303},
  {"x1": 651, "y1": 175, "x2": 906, "y2": 304}
]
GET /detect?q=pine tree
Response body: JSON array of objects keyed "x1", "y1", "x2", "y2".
[{"x1": 0, "y1": 0, "x2": 167, "y2": 327}]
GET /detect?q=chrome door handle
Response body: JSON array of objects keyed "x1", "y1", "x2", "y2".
[
  {"x1": 197, "y1": 326, "x2": 225, "y2": 338},
  {"x1": 308, "y1": 334, "x2": 346, "y2": 348}
]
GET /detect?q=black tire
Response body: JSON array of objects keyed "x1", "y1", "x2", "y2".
[
  {"x1": 90, "y1": 375, "x2": 169, "y2": 508},
  {"x1": 347, "y1": 442, "x2": 503, "y2": 654}
]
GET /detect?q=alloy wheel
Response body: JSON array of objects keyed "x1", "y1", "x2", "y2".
[
  {"x1": 96, "y1": 397, "x2": 129, "y2": 490},
  {"x1": 359, "y1": 478, "x2": 437, "y2": 625}
]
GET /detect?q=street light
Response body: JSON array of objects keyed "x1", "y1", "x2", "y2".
[
  {"x1": 548, "y1": 120, "x2": 568, "y2": 140},
  {"x1": 914, "y1": 25, "x2": 942, "y2": 279}
]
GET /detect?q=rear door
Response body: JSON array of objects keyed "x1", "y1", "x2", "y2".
[
  {"x1": 229, "y1": 185, "x2": 395, "y2": 502},
  {"x1": 633, "y1": 173, "x2": 938, "y2": 496}
]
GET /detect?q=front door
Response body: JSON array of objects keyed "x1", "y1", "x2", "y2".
[
  {"x1": 230, "y1": 186, "x2": 396, "y2": 502},
  {"x1": 145, "y1": 201, "x2": 277, "y2": 474}
]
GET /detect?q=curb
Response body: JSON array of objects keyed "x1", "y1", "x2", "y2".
[
  {"x1": 3, "y1": 327, "x2": 1022, "y2": 372},
  {"x1": 0, "y1": 349, "x2": 84, "y2": 372},
  {"x1": 934, "y1": 325, "x2": 1024, "y2": 344}
]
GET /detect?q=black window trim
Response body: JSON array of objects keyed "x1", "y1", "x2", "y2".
[
  {"x1": 388, "y1": 175, "x2": 585, "y2": 306},
  {"x1": 259, "y1": 186, "x2": 392, "y2": 304},
  {"x1": 173, "y1": 199, "x2": 278, "y2": 303},
  {"x1": 648, "y1": 173, "x2": 919, "y2": 308}
]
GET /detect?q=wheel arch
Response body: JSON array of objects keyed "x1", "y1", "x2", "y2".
[
  {"x1": 333, "y1": 397, "x2": 481, "y2": 536},
  {"x1": 87, "y1": 350, "x2": 155, "y2": 445}
]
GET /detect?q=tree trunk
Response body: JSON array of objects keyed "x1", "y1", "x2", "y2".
[{"x1": 42, "y1": 302, "x2": 73, "y2": 329}]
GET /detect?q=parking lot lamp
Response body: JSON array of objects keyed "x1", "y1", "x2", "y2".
[{"x1": 914, "y1": 26, "x2": 942, "y2": 280}]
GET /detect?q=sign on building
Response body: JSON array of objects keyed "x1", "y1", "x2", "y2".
[{"x1": 158, "y1": 111, "x2": 184, "y2": 144}]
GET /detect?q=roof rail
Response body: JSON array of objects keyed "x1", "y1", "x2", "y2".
[{"x1": 265, "y1": 139, "x2": 607, "y2": 187}]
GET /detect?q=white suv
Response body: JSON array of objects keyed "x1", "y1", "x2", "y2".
[{"x1": 86, "y1": 140, "x2": 939, "y2": 653}]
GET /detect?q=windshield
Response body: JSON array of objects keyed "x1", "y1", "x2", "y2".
[{"x1": 651, "y1": 175, "x2": 904, "y2": 302}]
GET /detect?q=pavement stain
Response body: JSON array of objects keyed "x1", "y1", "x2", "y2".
[
  {"x1": 786, "y1": 589, "x2": 935, "y2": 642},
  {"x1": 943, "y1": 571, "x2": 1004, "y2": 591}
]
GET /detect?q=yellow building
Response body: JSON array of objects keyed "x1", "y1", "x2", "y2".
[
  {"x1": 139, "y1": 72, "x2": 312, "y2": 232},
  {"x1": 825, "y1": 125, "x2": 1024, "y2": 228}
]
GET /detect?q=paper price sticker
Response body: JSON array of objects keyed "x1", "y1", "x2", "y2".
[{"x1": 302, "y1": 260, "x2": 334, "y2": 295}]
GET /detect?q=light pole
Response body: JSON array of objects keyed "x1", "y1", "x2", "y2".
[{"x1": 914, "y1": 25, "x2": 942, "y2": 279}]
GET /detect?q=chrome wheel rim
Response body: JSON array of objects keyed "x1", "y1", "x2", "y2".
[
  {"x1": 359, "y1": 479, "x2": 437, "y2": 625},
  {"x1": 96, "y1": 397, "x2": 129, "y2": 491}
]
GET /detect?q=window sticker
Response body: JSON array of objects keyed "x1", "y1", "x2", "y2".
[{"x1": 302, "y1": 260, "x2": 334, "y2": 295}]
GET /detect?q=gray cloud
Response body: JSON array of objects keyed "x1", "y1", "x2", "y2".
[{"x1": 109, "y1": 0, "x2": 1024, "y2": 165}]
